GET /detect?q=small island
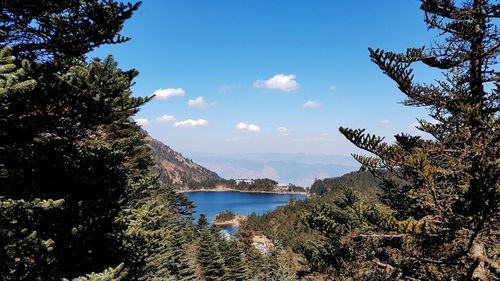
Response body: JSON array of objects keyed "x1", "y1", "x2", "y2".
[{"x1": 213, "y1": 211, "x2": 246, "y2": 227}]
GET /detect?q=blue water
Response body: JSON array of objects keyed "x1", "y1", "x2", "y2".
[{"x1": 184, "y1": 191, "x2": 306, "y2": 223}]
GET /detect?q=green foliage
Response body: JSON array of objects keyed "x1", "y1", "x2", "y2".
[
  {"x1": 0, "y1": 198, "x2": 64, "y2": 280},
  {"x1": 138, "y1": 223, "x2": 195, "y2": 281},
  {"x1": 261, "y1": 250, "x2": 285, "y2": 281},
  {"x1": 286, "y1": 183, "x2": 307, "y2": 193},
  {"x1": 249, "y1": 178, "x2": 278, "y2": 190},
  {"x1": 220, "y1": 240, "x2": 249, "y2": 281},
  {"x1": 0, "y1": 0, "x2": 141, "y2": 62},
  {"x1": 63, "y1": 263, "x2": 128, "y2": 281},
  {"x1": 307, "y1": 0, "x2": 500, "y2": 279},
  {"x1": 165, "y1": 228, "x2": 196, "y2": 281},
  {"x1": 0, "y1": 54, "x2": 150, "y2": 278},
  {"x1": 0, "y1": 2, "x2": 187, "y2": 280},
  {"x1": 196, "y1": 214, "x2": 210, "y2": 231},
  {"x1": 310, "y1": 170, "x2": 380, "y2": 197},
  {"x1": 194, "y1": 219, "x2": 255, "y2": 281},
  {"x1": 0, "y1": 47, "x2": 36, "y2": 99},
  {"x1": 0, "y1": 47, "x2": 198, "y2": 279},
  {"x1": 190, "y1": 177, "x2": 307, "y2": 193},
  {"x1": 232, "y1": 178, "x2": 282, "y2": 192},
  {"x1": 118, "y1": 172, "x2": 196, "y2": 280},
  {"x1": 197, "y1": 225, "x2": 226, "y2": 281}
]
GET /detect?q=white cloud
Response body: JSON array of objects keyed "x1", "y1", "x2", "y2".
[
  {"x1": 328, "y1": 85, "x2": 337, "y2": 91},
  {"x1": 236, "y1": 123, "x2": 247, "y2": 130},
  {"x1": 156, "y1": 114, "x2": 176, "y2": 123},
  {"x1": 277, "y1": 127, "x2": 289, "y2": 136},
  {"x1": 303, "y1": 100, "x2": 321, "y2": 109},
  {"x1": 254, "y1": 74, "x2": 300, "y2": 92},
  {"x1": 135, "y1": 118, "x2": 149, "y2": 126},
  {"x1": 380, "y1": 119, "x2": 390, "y2": 124},
  {"x1": 152, "y1": 88, "x2": 185, "y2": 100},
  {"x1": 236, "y1": 122, "x2": 261, "y2": 133},
  {"x1": 173, "y1": 119, "x2": 208, "y2": 128},
  {"x1": 188, "y1": 96, "x2": 209, "y2": 108}
]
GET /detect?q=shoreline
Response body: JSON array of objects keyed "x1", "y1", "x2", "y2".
[{"x1": 177, "y1": 187, "x2": 307, "y2": 195}]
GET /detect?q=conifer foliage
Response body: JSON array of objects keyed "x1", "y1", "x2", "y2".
[
  {"x1": 0, "y1": 0, "x2": 140, "y2": 61},
  {"x1": 308, "y1": 0, "x2": 499, "y2": 279},
  {"x1": 0, "y1": 47, "x2": 36, "y2": 98},
  {"x1": 197, "y1": 224, "x2": 226, "y2": 281},
  {"x1": 0, "y1": 1, "x2": 169, "y2": 279}
]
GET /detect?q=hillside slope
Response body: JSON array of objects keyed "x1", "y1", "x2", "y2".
[
  {"x1": 146, "y1": 136, "x2": 221, "y2": 189},
  {"x1": 239, "y1": 170, "x2": 380, "y2": 277}
]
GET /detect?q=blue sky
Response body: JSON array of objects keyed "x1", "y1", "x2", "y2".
[{"x1": 92, "y1": 0, "x2": 440, "y2": 155}]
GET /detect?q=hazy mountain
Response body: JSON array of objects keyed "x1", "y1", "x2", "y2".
[
  {"x1": 184, "y1": 151, "x2": 360, "y2": 187},
  {"x1": 146, "y1": 137, "x2": 221, "y2": 189},
  {"x1": 146, "y1": 136, "x2": 360, "y2": 188}
]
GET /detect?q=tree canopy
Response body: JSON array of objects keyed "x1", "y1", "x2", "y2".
[
  {"x1": 0, "y1": 0, "x2": 141, "y2": 62},
  {"x1": 306, "y1": 0, "x2": 499, "y2": 279}
]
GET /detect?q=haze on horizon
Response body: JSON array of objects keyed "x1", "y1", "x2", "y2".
[{"x1": 92, "y1": 0, "x2": 438, "y2": 157}]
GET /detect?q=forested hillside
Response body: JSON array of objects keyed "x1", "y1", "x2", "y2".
[
  {"x1": 309, "y1": 169, "x2": 380, "y2": 197},
  {"x1": 239, "y1": 170, "x2": 380, "y2": 278}
]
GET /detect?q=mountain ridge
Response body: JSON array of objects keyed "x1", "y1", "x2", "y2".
[
  {"x1": 146, "y1": 137, "x2": 360, "y2": 188},
  {"x1": 146, "y1": 136, "x2": 221, "y2": 190}
]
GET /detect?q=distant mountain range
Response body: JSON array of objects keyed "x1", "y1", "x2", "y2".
[
  {"x1": 146, "y1": 136, "x2": 360, "y2": 188},
  {"x1": 183, "y1": 151, "x2": 360, "y2": 187},
  {"x1": 146, "y1": 136, "x2": 221, "y2": 189}
]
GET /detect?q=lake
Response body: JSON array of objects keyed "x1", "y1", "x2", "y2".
[{"x1": 184, "y1": 191, "x2": 306, "y2": 227}]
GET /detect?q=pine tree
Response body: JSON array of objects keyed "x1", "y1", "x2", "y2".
[
  {"x1": 0, "y1": 0, "x2": 141, "y2": 63},
  {"x1": 120, "y1": 174, "x2": 196, "y2": 281},
  {"x1": 309, "y1": 0, "x2": 499, "y2": 279},
  {"x1": 261, "y1": 250, "x2": 286, "y2": 281},
  {"x1": 197, "y1": 214, "x2": 210, "y2": 230},
  {"x1": 0, "y1": 53, "x2": 150, "y2": 279},
  {"x1": 221, "y1": 239, "x2": 249, "y2": 281},
  {"x1": 197, "y1": 225, "x2": 226, "y2": 281},
  {"x1": 0, "y1": 1, "x2": 148, "y2": 279},
  {"x1": 0, "y1": 47, "x2": 62, "y2": 279},
  {"x1": 1, "y1": 2, "x2": 203, "y2": 280},
  {"x1": 166, "y1": 226, "x2": 196, "y2": 281}
]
